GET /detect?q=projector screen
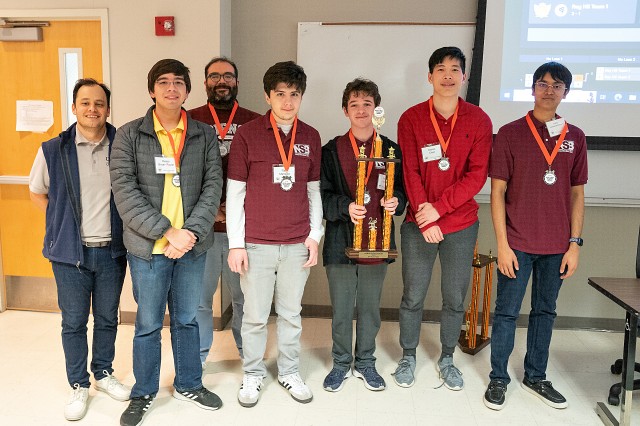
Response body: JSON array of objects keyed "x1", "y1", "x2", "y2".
[{"x1": 479, "y1": 0, "x2": 640, "y2": 141}]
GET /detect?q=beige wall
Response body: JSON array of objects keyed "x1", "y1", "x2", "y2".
[{"x1": 229, "y1": 0, "x2": 638, "y2": 320}]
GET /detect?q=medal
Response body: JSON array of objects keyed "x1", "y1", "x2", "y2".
[
  {"x1": 219, "y1": 141, "x2": 229, "y2": 157},
  {"x1": 525, "y1": 113, "x2": 568, "y2": 187},
  {"x1": 438, "y1": 157, "x2": 450, "y2": 171},
  {"x1": 428, "y1": 97, "x2": 459, "y2": 173},
  {"x1": 364, "y1": 189, "x2": 371, "y2": 205},
  {"x1": 172, "y1": 174, "x2": 181, "y2": 187},
  {"x1": 280, "y1": 176, "x2": 293, "y2": 191},
  {"x1": 543, "y1": 168, "x2": 557, "y2": 185}
]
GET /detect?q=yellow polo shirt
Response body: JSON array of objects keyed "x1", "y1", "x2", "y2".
[{"x1": 152, "y1": 113, "x2": 185, "y2": 254}]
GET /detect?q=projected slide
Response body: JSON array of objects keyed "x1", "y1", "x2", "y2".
[{"x1": 500, "y1": 1, "x2": 640, "y2": 104}]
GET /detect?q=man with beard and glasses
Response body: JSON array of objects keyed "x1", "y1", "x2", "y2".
[{"x1": 189, "y1": 57, "x2": 260, "y2": 369}]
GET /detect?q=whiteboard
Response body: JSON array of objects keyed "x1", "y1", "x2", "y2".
[{"x1": 297, "y1": 22, "x2": 475, "y2": 151}]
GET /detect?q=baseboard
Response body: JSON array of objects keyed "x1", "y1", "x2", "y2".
[{"x1": 118, "y1": 304, "x2": 626, "y2": 332}]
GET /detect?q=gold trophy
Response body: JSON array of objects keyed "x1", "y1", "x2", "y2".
[
  {"x1": 458, "y1": 242, "x2": 497, "y2": 354},
  {"x1": 346, "y1": 106, "x2": 400, "y2": 259}
]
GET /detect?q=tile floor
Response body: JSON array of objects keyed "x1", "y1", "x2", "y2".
[{"x1": 0, "y1": 310, "x2": 638, "y2": 425}]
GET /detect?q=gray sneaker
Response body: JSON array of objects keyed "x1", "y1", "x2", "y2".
[
  {"x1": 437, "y1": 356, "x2": 463, "y2": 391},
  {"x1": 392, "y1": 356, "x2": 416, "y2": 388}
]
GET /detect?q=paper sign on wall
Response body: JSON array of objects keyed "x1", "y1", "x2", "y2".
[{"x1": 16, "y1": 100, "x2": 54, "y2": 133}]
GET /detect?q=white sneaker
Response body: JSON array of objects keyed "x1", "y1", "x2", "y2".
[
  {"x1": 278, "y1": 372, "x2": 313, "y2": 403},
  {"x1": 65, "y1": 384, "x2": 89, "y2": 421},
  {"x1": 238, "y1": 374, "x2": 264, "y2": 408},
  {"x1": 95, "y1": 370, "x2": 131, "y2": 401}
]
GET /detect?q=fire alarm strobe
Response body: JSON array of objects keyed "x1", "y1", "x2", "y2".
[{"x1": 155, "y1": 16, "x2": 175, "y2": 36}]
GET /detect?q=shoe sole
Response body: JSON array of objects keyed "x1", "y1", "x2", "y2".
[
  {"x1": 278, "y1": 380, "x2": 313, "y2": 403},
  {"x1": 435, "y1": 363, "x2": 463, "y2": 391},
  {"x1": 483, "y1": 395, "x2": 505, "y2": 411},
  {"x1": 172, "y1": 390, "x2": 222, "y2": 411},
  {"x1": 238, "y1": 397, "x2": 259, "y2": 408},
  {"x1": 95, "y1": 384, "x2": 130, "y2": 402},
  {"x1": 521, "y1": 382, "x2": 568, "y2": 409},
  {"x1": 64, "y1": 405, "x2": 87, "y2": 421},
  {"x1": 353, "y1": 369, "x2": 386, "y2": 391},
  {"x1": 323, "y1": 369, "x2": 352, "y2": 392}
]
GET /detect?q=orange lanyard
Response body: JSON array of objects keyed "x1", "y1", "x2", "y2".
[
  {"x1": 428, "y1": 97, "x2": 459, "y2": 156},
  {"x1": 525, "y1": 113, "x2": 568, "y2": 167},
  {"x1": 155, "y1": 109, "x2": 187, "y2": 169},
  {"x1": 208, "y1": 101, "x2": 238, "y2": 141},
  {"x1": 270, "y1": 112, "x2": 298, "y2": 172},
  {"x1": 348, "y1": 129, "x2": 377, "y2": 186}
]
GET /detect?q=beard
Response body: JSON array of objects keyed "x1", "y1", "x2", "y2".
[{"x1": 207, "y1": 84, "x2": 238, "y2": 109}]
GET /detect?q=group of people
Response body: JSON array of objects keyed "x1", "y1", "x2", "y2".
[{"x1": 29, "y1": 45, "x2": 587, "y2": 425}]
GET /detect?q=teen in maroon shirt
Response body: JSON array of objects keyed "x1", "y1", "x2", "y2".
[
  {"x1": 484, "y1": 62, "x2": 587, "y2": 411},
  {"x1": 394, "y1": 47, "x2": 492, "y2": 392}
]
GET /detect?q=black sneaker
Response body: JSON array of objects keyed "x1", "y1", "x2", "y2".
[
  {"x1": 483, "y1": 379, "x2": 507, "y2": 410},
  {"x1": 120, "y1": 395, "x2": 154, "y2": 426},
  {"x1": 173, "y1": 386, "x2": 223, "y2": 411},
  {"x1": 522, "y1": 378, "x2": 568, "y2": 409}
]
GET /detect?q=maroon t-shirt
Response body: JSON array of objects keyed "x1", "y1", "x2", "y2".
[
  {"x1": 189, "y1": 103, "x2": 260, "y2": 232},
  {"x1": 489, "y1": 111, "x2": 588, "y2": 254},
  {"x1": 336, "y1": 132, "x2": 386, "y2": 263},
  {"x1": 227, "y1": 112, "x2": 321, "y2": 245}
]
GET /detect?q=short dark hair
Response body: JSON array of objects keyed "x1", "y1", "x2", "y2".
[
  {"x1": 532, "y1": 61, "x2": 572, "y2": 91},
  {"x1": 147, "y1": 59, "x2": 191, "y2": 95},
  {"x1": 341, "y1": 78, "x2": 381, "y2": 110},
  {"x1": 73, "y1": 78, "x2": 111, "y2": 107},
  {"x1": 204, "y1": 56, "x2": 239, "y2": 79},
  {"x1": 428, "y1": 46, "x2": 466, "y2": 74},
  {"x1": 263, "y1": 61, "x2": 307, "y2": 95}
]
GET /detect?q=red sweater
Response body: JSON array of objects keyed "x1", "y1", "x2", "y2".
[{"x1": 398, "y1": 97, "x2": 492, "y2": 234}]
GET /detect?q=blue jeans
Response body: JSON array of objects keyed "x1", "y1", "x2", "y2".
[
  {"x1": 399, "y1": 221, "x2": 478, "y2": 357},
  {"x1": 51, "y1": 246, "x2": 126, "y2": 388},
  {"x1": 489, "y1": 250, "x2": 564, "y2": 384},
  {"x1": 128, "y1": 251, "x2": 206, "y2": 397},
  {"x1": 326, "y1": 263, "x2": 387, "y2": 370},
  {"x1": 197, "y1": 232, "x2": 243, "y2": 363}
]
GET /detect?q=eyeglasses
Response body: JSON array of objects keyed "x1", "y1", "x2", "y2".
[
  {"x1": 207, "y1": 72, "x2": 236, "y2": 83},
  {"x1": 156, "y1": 79, "x2": 186, "y2": 89},
  {"x1": 534, "y1": 81, "x2": 567, "y2": 92}
]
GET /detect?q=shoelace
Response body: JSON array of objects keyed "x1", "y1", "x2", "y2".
[
  {"x1": 282, "y1": 374, "x2": 306, "y2": 391},
  {"x1": 327, "y1": 369, "x2": 345, "y2": 381},
  {"x1": 128, "y1": 397, "x2": 152, "y2": 412},
  {"x1": 394, "y1": 358, "x2": 411, "y2": 375},
  {"x1": 489, "y1": 380, "x2": 507, "y2": 392},
  {"x1": 433, "y1": 363, "x2": 463, "y2": 389},
  {"x1": 69, "y1": 384, "x2": 87, "y2": 402},
  {"x1": 101, "y1": 370, "x2": 119, "y2": 389},
  {"x1": 242, "y1": 376, "x2": 262, "y2": 391}
]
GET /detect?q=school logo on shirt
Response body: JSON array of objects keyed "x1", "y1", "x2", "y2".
[
  {"x1": 375, "y1": 161, "x2": 385, "y2": 169},
  {"x1": 558, "y1": 140, "x2": 575, "y2": 154},
  {"x1": 294, "y1": 144, "x2": 310, "y2": 157}
]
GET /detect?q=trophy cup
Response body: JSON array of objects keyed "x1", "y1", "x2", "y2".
[
  {"x1": 345, "y1": 106, "x2": 400, "y2": 260},
  {"x1": 458, "y1": 242, "x2": 497, "y2": 354}
]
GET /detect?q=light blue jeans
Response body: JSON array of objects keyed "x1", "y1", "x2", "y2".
[
  {"x1": 240, "y1": 243, "x2": 310, "y2": 377},
  {"x1": 197, "y1": 232, "x2": 243, "y2": 363}
]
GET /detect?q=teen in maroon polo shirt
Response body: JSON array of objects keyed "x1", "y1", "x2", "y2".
[
  {"x1": 226, "y1": 61, "x2": 324, "y2": 408},
  {"x1": 393, "y1": 47, "x2": 492, "y2": 391},
  {"x1": 484, "y1": 62, "x2": 587, "y2": 411},
  {"x1": 189, "y1": 57, "x2": 260, "y2": 367}
]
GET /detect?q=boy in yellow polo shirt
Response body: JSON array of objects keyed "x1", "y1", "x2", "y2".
[{"x1": 110, "y1": 59, "x2": 223, "y2": 426}]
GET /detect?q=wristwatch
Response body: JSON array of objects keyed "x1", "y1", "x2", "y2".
[{"x1": 569, "y1": 237, "x2": 583, "y2": 246}]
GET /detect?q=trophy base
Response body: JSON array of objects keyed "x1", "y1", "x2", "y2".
[
  {"x1": 345, "y1": 248, "x2": 398, "y2": 259},
  {"x1": 457, "y1": 331, "x2": 491, "y2": 355}
]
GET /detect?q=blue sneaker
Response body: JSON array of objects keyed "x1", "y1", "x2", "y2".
[
  {"x1": 353, "y1": 366, "x2": 386, "y2": 391},
  {"x1": 323, "y1": 367, "x2": 351, "y2": 392}
]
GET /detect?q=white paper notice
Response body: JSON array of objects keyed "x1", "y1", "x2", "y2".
[{"x1": 16, "y1": 100, "x2": 54, "y2": 133}]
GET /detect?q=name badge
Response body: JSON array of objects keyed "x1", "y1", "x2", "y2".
[
  {"x1": 546, "y1": 118, "x2": 566, "y2": 137},
  {"x1": 421, "y1": 144, "x2": 443, "y2": 162},
  {"x1": 154, "y1": 156, "x2": 177, "y2": 174},
  {"x1": 377, "y1": 174, "x2": 386, "y2": 190},
  {"x1": 273, "y1": 165, "x2": 296, "y2": 183}
]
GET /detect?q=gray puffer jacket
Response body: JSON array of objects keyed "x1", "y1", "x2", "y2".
[{"x1": 110, "y1": 106, "x2": 222, "y2": 260}]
